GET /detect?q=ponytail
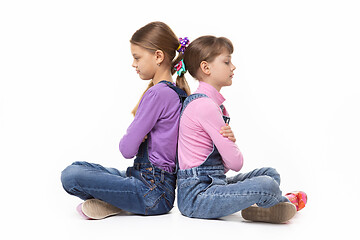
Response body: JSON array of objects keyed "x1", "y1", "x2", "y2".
[{"x1": 171, "y1": 53, "x2": 191, "y2": 96}]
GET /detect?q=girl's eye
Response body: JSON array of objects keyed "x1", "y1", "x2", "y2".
[{"x1": 225, "y1": 61, "x2": 230, "y2": 65}]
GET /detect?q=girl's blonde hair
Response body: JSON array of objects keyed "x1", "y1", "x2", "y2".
[
  {"x1": 183, "y1": 35, "x2": 234, "y2": 79},
  {"x1": 130, "y1": 21, "x2": 191, "y2": 116}
]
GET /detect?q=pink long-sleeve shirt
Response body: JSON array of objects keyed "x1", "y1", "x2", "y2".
[{"x1": 178, "y1": 81, "x2": 243, "y2": 172}]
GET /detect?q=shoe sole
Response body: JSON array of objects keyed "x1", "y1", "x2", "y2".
[
  {"x1": 241, "y1": 202, "x2": 297, "y2": 224},
  {"x1": 82, "y1": 199, "x2": 123, "y2": 220}
]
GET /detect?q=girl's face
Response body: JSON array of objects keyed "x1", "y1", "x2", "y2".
[
  {"x1": 130, "y1": 43, "x2": 158, "y2": 80},
  {"x1": 208, "y1": 52, "x2": 236, "y2": 89}
]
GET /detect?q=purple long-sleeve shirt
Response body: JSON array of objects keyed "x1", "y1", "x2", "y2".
[{"x1": 119, "y1": 82, "x2": 182, "y2": 172}]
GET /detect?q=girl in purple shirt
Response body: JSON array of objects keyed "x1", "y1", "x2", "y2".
[{"x1": 61, "y1": 22, "x2": 189, "y2": 219}]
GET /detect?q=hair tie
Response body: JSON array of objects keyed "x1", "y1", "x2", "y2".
[
  {"x1": 174, "y1": 59, "x2": 186, "y2": 77},
  {"x1": 177, "y1": 37, "x2": 190, "y2": 54}
]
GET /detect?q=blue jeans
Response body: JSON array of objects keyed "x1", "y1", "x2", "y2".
[
  {"x1": 61, "y1": 80, "x2": 187, "y2": 216},
  {"x1": 177, "y1": 147, "x2": 289, "y2": 219},
  {"x1": 177, "y1": 93, "x2": 288, "y2": 219},
  {"x1": 61, "y1": 140, "x2": 176, "y2": 215}
]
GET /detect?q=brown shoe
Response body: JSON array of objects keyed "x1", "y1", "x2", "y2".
[
  {"x1": 241, "y1": 202, "x2": 297, "y2": 224},
  {"x1": 81, "y1": 199, "x2": 123, "y2": 220}
]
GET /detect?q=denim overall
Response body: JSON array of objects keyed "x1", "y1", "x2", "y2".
[
  {"x1": 176, "y1": 93, "x2": 289, "y2": 219},
  {"x1": 61, "y1": 81, "x2": 187, "y2": 216}
]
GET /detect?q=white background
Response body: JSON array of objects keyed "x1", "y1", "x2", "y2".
[{"x1": 1, "y1": 0, "x2": 359, "y2": 239}]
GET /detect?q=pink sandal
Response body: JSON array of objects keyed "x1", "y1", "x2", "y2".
[
  {"x1": 285, "y1": 191, "x2": 307, "y2": 211},
  {"x1": 76, "y1": 203, "x2": 93, "y2": 220}
]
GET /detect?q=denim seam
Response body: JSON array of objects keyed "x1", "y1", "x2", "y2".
[
  {"x1": 82, "y1": 187, "x2": 137, "y2": 194},
  {"x1": 198, "y1": 191, "x2": 279, "y2": 198},
  {"x1": 67, "y1": 186, "x2": 86, "y2": 196},
  {"x1": 143, "y1": 190, "x2": 152, "y2": 197},
  {"x1": 140, "y1": 173, "x2": 156, "y2": 189},
  {"x1": 157, "y1": 182, "x2": 175, "y2": 197},
  {"x1": 164, "y1": 196, "x2": 172, "y2": 209}
]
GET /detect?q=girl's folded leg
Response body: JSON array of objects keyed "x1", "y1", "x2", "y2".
[
  {"x1": 187, "y1": 174, "x2": 287, "y2": 220},
  {"x1": 61, "y1": 161, "x2": 127, "y2": 200},
  {"x1": 61, "y1": 161, "x2": 143, "y2": 215},
  {"x1": 227, "y1": 167, "x2": 281, "y2": 185}
]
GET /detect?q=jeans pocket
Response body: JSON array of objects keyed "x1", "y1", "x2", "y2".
[
  {"x1": 177, "y1": 177, "x2": 199, "y2": 190},
  {"x1": 201, "y1": 175, "x2": 226, "y2": 193},
  {"x1": 144, "y1": 190, "x2": 173, "y2": 215}
]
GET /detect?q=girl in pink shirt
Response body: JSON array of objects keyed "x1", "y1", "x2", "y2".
[{"x1": 176, "y1": 36, "x2": 306, "y2": 223}]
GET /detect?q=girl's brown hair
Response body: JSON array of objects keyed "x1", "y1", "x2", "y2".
[
  {"x1": 183, "y1": 35, "x2": 234, "y2": 79},
  {"x1": 130, "y1": 21, "x2": 191, "y2": 116}
]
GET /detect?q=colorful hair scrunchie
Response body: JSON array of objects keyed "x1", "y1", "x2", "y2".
[
  {"x1": 174, "y1": 59, "x2": 186, "y2": 77},
  {"x1": 177, "y1": 37, "x2": 190, "y2": 54}
]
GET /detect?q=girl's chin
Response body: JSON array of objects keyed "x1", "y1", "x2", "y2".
[
  {"x1": 139, "y1": 74, "x2": 151, "y2": 80},
  {"x1": 219, "y1": 78, "x2": 232, "y2": 87}
]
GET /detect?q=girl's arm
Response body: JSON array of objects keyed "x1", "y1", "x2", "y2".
[
  {"x1": 196, "y1": 99, "x2": 243, "y2": 172},
  {"x1": 119, "y1": 89, "x2": 163, "y2": 159}
]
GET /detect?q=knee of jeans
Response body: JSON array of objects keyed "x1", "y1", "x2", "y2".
[
  {"x1": 177, "y1": 191, "x2": 194, "y2": 217},
  {"x1": 258, "y1": 175, "x2": 281, "y2": 195},
  {"x1": 61, "y1": 164, "x2": 82, "y2": 191},
  {"x1": 71, "y1": 161, "x2": 89, "y2": 167},
  {"x1": 264, "y1": 167, "x2": 281, "y2": 185}
]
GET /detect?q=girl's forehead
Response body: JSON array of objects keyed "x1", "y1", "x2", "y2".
[
  {"x1": 131, "y1": 43, "x2": 148, "y2": 52},
  {"x1": 216, "y1": 52, "x2": 232, "y2": 59},
  {"x1": 130, "y1": 43, "x2": 142, "y2": 52},
  {"x1": 221, "y1": 50, "x2": 232, "y2": 57},
  {"x1": 131, "y1": 43, "x2": 154, "y2": 56}
]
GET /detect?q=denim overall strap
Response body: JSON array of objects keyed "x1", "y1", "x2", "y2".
[
  {"x1": 180, "y1": 93, "x2": 209, "y2": 117},
  {"x1": 158, "y1": 80, "x2": 188, "y2": 174},
  {"x1": 131, "y1": 138, "x2": 151, "y2": 168},
  {"x1": 181, "y1": 94, "x2": 229, "y2": 126},
  {"x1": 220, "y1": 104, "x2": 230, "y2": 124},
  {"x1": 159, "y1": 80, "x2": 188, "y2": 105}
]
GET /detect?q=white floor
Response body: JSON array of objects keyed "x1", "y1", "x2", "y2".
[
  {"x1": 2, "y1": 1, "x2": 359, "y2": 239},
  {"x1": 4, "y1": 177, "x2": 355, "y2": 240}
]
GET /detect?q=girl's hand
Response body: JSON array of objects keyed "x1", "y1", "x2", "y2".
[{"x1": 220, "y1": 124, "x2": 236, "y2": 142}]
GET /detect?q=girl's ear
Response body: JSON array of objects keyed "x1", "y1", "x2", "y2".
[
  {"x1": 200, "y1": 61, "x2": 211, "y2": 75},
  {"x1": 154, "y1": 50, "x2": 165, "y2": 65}
]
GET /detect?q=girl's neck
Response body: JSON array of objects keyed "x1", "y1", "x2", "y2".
[
  {"x1": 152, "y1": 65, "x2": 173, "y2": 85},
  {"x1": 201, "y1": 79, "x2": 222, "y2": 92}
]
